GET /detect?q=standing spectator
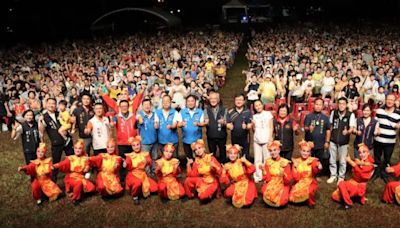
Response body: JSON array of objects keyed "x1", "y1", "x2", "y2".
[
  {"x1": 84, "y1": 102, "x2": 112, "y2": 155},
  {"x1": 39, "y1": 98, "x2": 74, "y2": 181},
  {"x1": 304, "y1": 98, "x2": 331, "y2": 175},
  {"x1": 169, "y1": 77, "x2": 187, "y2": 110},
  {"x1": 258, "y1": 74, "x2": 276, "y2": 104},
  {"x1": 72, "y1": 94, "x2": 94, "y2": 155},
  {"x1": 251, "y1": 100, "x2": 273, "y2": 183},
  {"x1": 327, "y1": 98, "x2": 356, "y2": 184},
  {"x1": 204, "y1": 91, "x2": 228, "y2": 163},
  {"x1": 101, "y1": 89, "x2": 144, "y2": 155},
  {"x1": 244, "y1": 74, "x2": 260, "y2": 109},
  {"x1": 137, "y1": 98, "x2": 159, "y2": 174},
  {"x1": 0, "y1": 91, "x2": 12, "y2": 131},
  {"x1": 156, "y1": 95, "x2": 180, "y2": 158},
  {"x1": 178, "y1": 95, "x2": 205, "y2": 162},
  {"x1": 353, "y1": 104, "x2": 379, "y2": 158},
  {"x1": 274, "y1": 104, "x2": 299, "y2": 160},
  {"x1": 11, "y1": 110, "x2": 41, "y2": 165},
  {"x1": 372, "y1": 94, "x2": 400, "y2": 183},
  {"x1": 227, "y1": 94, "x2": 253, "y2": 159}
]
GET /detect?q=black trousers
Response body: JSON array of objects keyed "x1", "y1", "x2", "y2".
[
  {"x1": 312, "y1": 148, "x2": 329, "y2": 176},
  {"x1": 280, "y1": 150, "x2": 293, "y2": 161},
  {"x1": 231, "y1": 135, "x2": 250, "y2": 160},
  {"x1": 118, "y1": 145, "x2": 132, "y2": 183},
  {"x1": 23, "y1": 152, "x2": 37, "y2": 165},
  {"x1": 207, "y1": 137, "x2": 227, "y2": 163},
  {"x1": 373, "y1": 142, "x2": 395, "y2": 178},
  {"x1": 51, "y1": 141, "x2": 74, "y2": 181},
  {"x1": 183, "y1": 143, "x2": 194, "y2": 159},
  {"x1": 93, "y1": 149, "x2": 107, "y2": 156},
  {"x1": 24, "y1": 152, "x2": 37, "y2": 182}
]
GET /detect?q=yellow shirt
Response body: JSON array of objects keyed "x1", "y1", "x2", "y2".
[
  {"x1": 59, "y1": 111, "x2": 71, "y2": 128},
  {"x1": 259, "y1": 81, "x2": 276, "y2": 101},
  {"x1": 312, "y1": 72, "x2": 325, "y2": 86},
  {"x1": 205, "y1": 62, "x2": 214, "y2": 73}
]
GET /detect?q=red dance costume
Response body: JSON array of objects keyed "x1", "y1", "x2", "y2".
[
  {"x1": 54, "y1": 155, "x2": 95, "y2": 202},
  {"x1": 20, "y1": 157, "x2": 62, "y2": 201},
  {"x1": 185, "y1": 153, "x2": 222, "y2": 200},
  {"x1": 156, "y1": 156, "x2": 185, "y2": 200},
  {"x1": 90, "y1": 153, "x2": 123, "y2": 196},
  {"x1": 220, "y1": 159, "x2": 257, "y2": 208},
  {"x1": 382, "y1": 162, "x2": 400, "y2": 204},
  {"x1": 289, "y1": 157, "x2": 320, "y2": 207},
  {"x1": 261, "y1": 157, "x2": 292, "y2": 207},
  {"x1": 332, "y1": 156, "x2": 375, "y2": 206},
  {"x1": 125, "y1": 151, "x2": 158, "y2": 198}
]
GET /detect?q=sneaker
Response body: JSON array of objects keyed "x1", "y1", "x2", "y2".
[
  {"x1": 337, "y1": 178, "x2": 344, "y2": 185},
  {"x1": 327, "y1": 176, "x2": 337, "y2": 184},
  {"x1": 36, "y1": 199, "x2": 42, "y2": 205},
  {"x1": 133, "y1": 197, "x2": 140, "y2": 205},
  {"x1": 344, "y1": 205, "x2": 352, "y2": 210}
]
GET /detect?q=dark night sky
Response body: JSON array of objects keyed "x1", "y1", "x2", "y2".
[{"x1": 3, "y1": 0, "x2": 400, "y2": 42}]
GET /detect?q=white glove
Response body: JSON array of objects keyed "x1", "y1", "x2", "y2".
[{"x1": 84, "y1": 172, "x2": 91, "y2": 179}]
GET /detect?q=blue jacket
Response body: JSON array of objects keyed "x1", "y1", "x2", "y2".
[
  {"x1": 137, "y1": 110, "x2": 158, "y2": 145},
  {"x1": 180, "y1": 108, "x2": 203, "y2": 144},
  {"x1": 156, "y1": 108, "x2": 178, "y2": 144}
]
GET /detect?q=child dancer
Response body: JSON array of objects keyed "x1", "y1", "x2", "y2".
[
  {"x1": 124, "y1": 136, "x2": 158, "y2": 204},
  {"x1": 18, "y1": 143, "x2": 62, "y2": 205},
  {"x1": 289, "y1": 140, "x2": 322, "y2": 208},
  {"x1": 331, "y1": 143, "x2": 375, "y2": 209},
  {"x1": 220, "y1": 144, "x2": 257, "y2": 208},
  {"x1": 53, "y1": 139, "x2": 95, "y2": 205},
  {"x1": 155, "y1": 143, "x2": 185, "y2": 201}
]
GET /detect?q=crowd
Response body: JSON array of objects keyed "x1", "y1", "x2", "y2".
[{"x1": 2, "y1": 24, "x2": 400, "y2": 209}]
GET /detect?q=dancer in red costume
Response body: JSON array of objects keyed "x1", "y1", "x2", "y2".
[
  {"x1": 289, "y1": 140, "x2": 322, "y2": 208},
  {"x1": 260, "y1": 140, "x2": 292, "y2": 207},
  {"x1": 382, "y1": 161, "x2": 400, "y2": 204},
  {"x1": 90, "y1": 139, "x2": 123, "y2": 197},
  {"x1": 220, "y1": 144, "x2": 257, "y2": 208},
  {"x1": 18, "y1": 143, "x2": 62, "y2": 205},
  {"x1": 124, "y1": 136, "x2": 158, "y2": 204},
  {"x1": 184, "y1": 139, "x2": 222, "y2": 202},
  {"x1": 155, "y1": 143, "x2": 185, "y2": 201},
  {"x1": 331, "y1": 143, "x2": 375, "y2": 209},
  {"x1": 53, "y1": 139, "x2": 95, "y2": 205}
]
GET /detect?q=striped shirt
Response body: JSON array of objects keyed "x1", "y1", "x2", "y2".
[{"x1": 374, "y1": 107, "x2": 400, "y2": 144}]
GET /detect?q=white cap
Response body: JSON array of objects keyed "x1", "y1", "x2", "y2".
[{"x1": 296, "y1": 73, "x2": 303, "y2": 80}]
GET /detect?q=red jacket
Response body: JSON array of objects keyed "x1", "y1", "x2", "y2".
[{"x1": 102, "y1": 93, "x2": 144, "y2": 145}]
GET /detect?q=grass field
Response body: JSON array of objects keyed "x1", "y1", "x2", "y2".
[{"x1": 1, "y1": 38, "x2": 400, "y2": 228}]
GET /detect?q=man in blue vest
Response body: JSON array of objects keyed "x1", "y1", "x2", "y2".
[
  {"x1": 155, "y1": 95, "x2": 180, "y2": 158},
  {"x1": 178, "y1": 95, "x2": 205, "y2": 162},
  {"x1": 137, "y1": 98, "x2": 158, "y2": 174}
]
